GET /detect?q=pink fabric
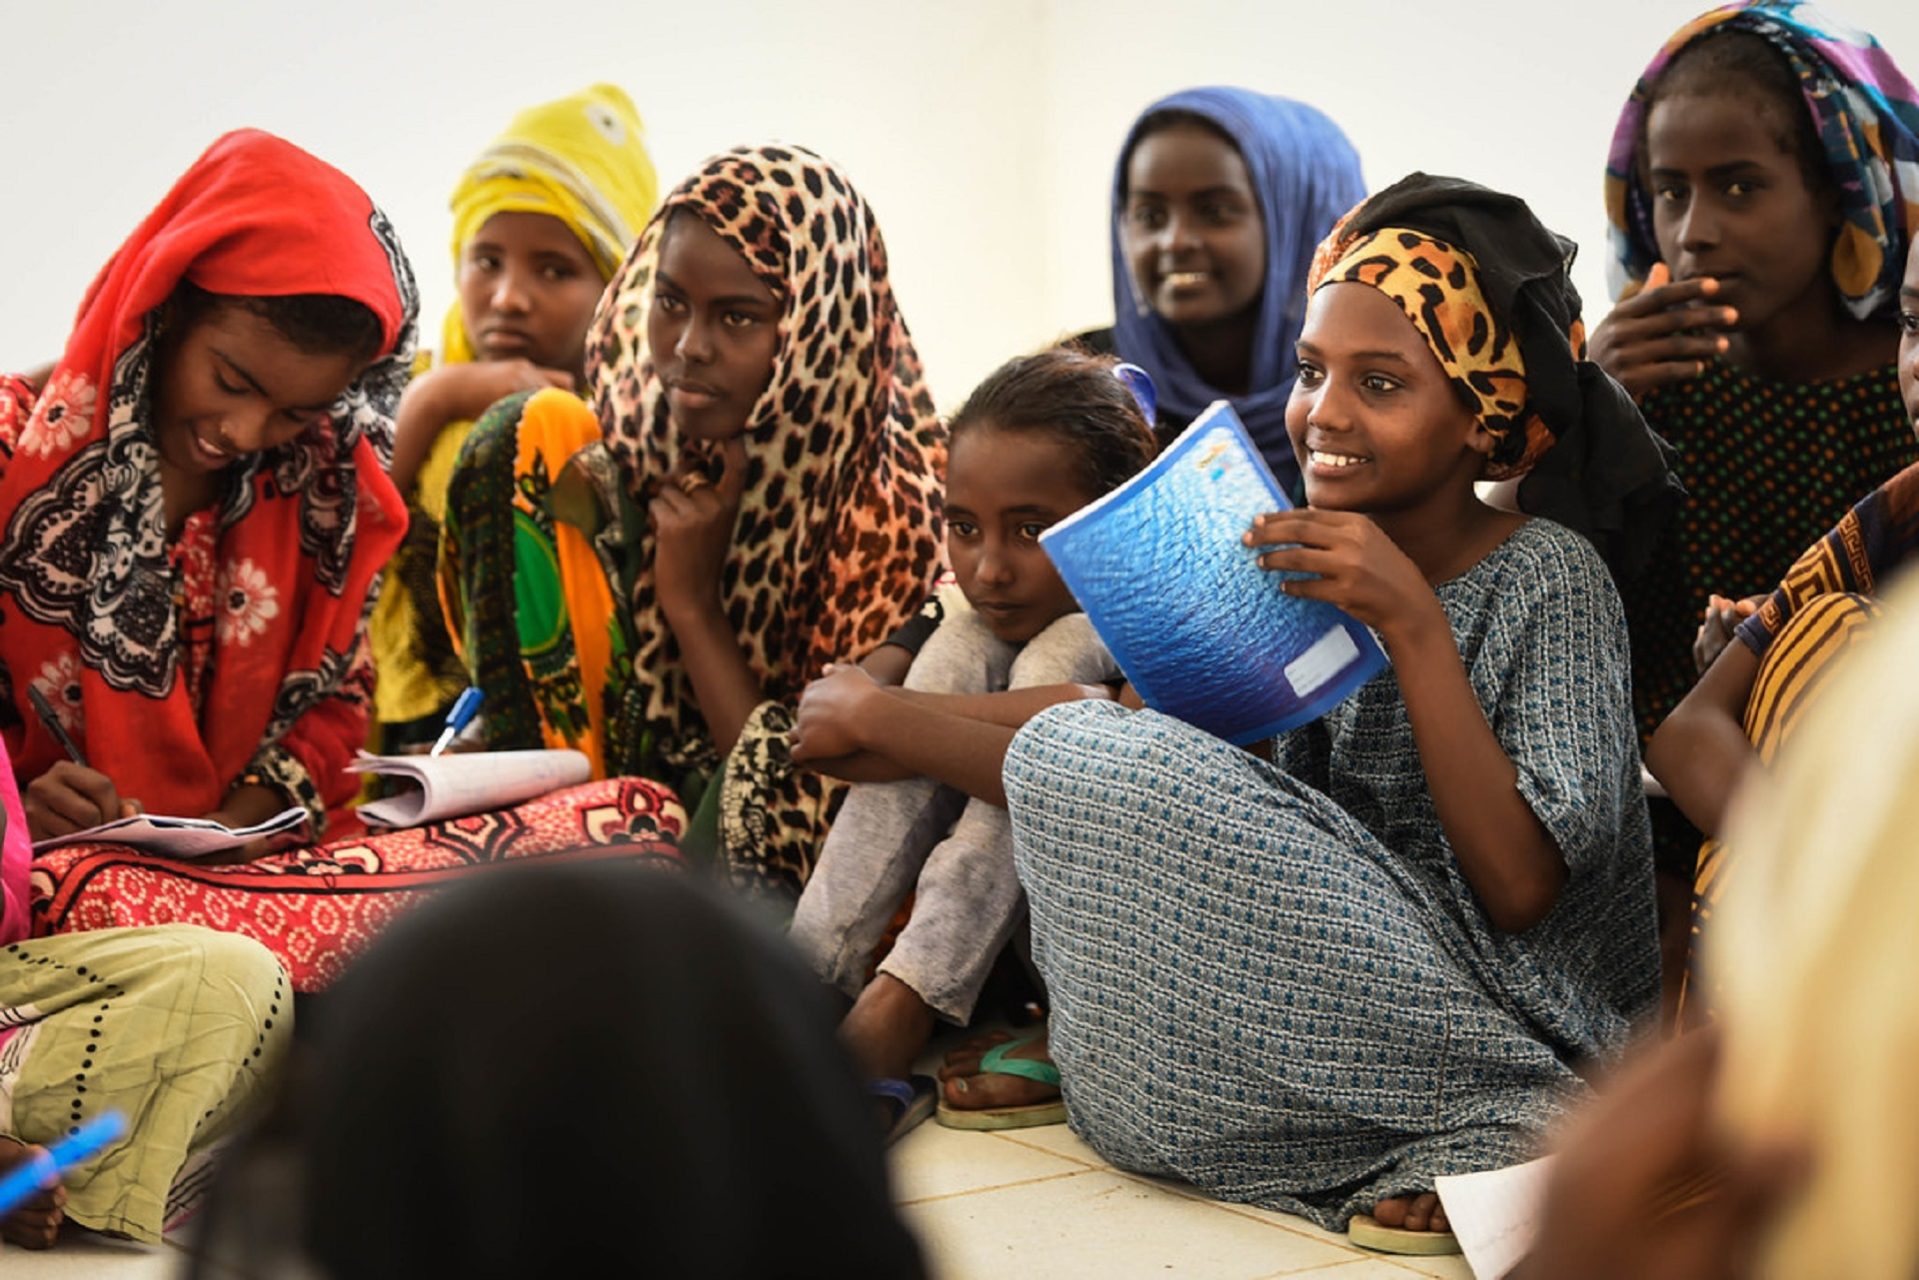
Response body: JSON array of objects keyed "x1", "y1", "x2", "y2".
[{"x1": 0, "y1": 740, "x2": 31, "y2": 945}]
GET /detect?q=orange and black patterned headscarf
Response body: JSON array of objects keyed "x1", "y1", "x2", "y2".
[
  {"x1": 1305, "y1": 174, "x2": 1679, "y2": 577},
  {"x1": 1307, "y1": 225, "x2": 1566, "y2": 480}
]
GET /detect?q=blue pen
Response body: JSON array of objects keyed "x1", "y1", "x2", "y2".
[
  {"x1": 0, "y1": 1112, "x2": 127, "y2": 1219},
  {"x1": 430, "y1": 687, "x2": 485, "y2": 757}
]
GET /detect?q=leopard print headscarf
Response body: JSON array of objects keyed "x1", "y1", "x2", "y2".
[
  {"x1": 1307, "y1": 225, "x2": 1558, "y2": 479},
  {"x1": 588, "y1": 143, "x2": 945, "y2": 775},
  {"x1": 1298, "y1": 173, "x2": 1678, "y2": 580}
]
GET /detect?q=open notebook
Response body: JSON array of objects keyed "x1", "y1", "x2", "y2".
[
  {"x1": 30, "y1": 807, "x2": 309, "y2": 859},
  {"x1": 351, "y1": 749, "x2": 592, "y2": 829},
  {"x1": 1039, "y1": 400, "x2": 1386, "y2": 744}
]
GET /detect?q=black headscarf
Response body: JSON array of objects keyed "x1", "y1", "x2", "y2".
[
  {"x1": 1343, "y1": 173, "x2": 1681, "y2": 581},
  {"x1": 194, "y1": 864, "x2": 926, "y2": 1279}
]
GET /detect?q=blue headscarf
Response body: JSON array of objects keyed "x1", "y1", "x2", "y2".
[{"x1": 1109, "y1": 87, "x2": 1365, "y2": 487}]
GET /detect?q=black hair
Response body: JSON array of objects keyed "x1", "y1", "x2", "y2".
[
  {"x1": 168, "y1": 280, "x2": 385, "y2": 363},
  {"x1": 948, "y1": 347, "x2": 1158, "y2": 499},
  {"x1": 186, "y1": 864, "x2": 928, "y2": 1280},
  {"x1": 1118, "y1": 107, "x2": 1241, "y2": 200},
  {"x1": 1642, "y1": 28, "x2": 1832, "y2": 201}
]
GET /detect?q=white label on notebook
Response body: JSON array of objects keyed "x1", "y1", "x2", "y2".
[{"x1": 1285, "y1": 626, "x2": 1360, "y2": 697}]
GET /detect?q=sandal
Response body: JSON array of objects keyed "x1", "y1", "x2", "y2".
[
  {"x1": 1347, "y1": 1213, "x2": 1462, "y2": 1256},
  {"x1": 869, "y1": 1075, "x2": 937, "y2": 1145},
  {"x1": 935, "y1": 1030, "x2": 1068, "y2": 1130}
]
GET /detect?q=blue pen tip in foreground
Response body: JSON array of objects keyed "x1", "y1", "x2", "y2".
[{"x1": 0, "y1": 1110, "x2": 127, "y2": 1219}]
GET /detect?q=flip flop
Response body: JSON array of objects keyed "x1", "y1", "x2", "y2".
[
  {"x1": 869, "y1": 1074, "x2": 937, "y2": 1145},
  {"x1": 1347, "y1": 1213, "x2": 1462, "y2": 1256},
  {"x1": 935, "y1": 1030, "x2": 1069, "y2": 1130}
]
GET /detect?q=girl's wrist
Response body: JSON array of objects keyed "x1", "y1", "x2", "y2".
[
  {"x1": 658, "y1": 586, "x2": 726, "y2": 630},
  {"x1": 1377, "y1": 596, "x2": 1451, "y2": 658},
  {"x1": 214, "y1": 782, "x2": 288, "y2": 828}
]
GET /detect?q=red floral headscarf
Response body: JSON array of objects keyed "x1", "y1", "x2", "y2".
[{"x1": 0, "y1": 129, "x2": 416, "y2": 826}]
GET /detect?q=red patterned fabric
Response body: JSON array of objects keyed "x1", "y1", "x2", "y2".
[
  {"x1": 28, "y1": 778, "x2": 685, "y2": 992},
  {"x1": 0, "y1": 130, "x2": 417, "y2": 834}
]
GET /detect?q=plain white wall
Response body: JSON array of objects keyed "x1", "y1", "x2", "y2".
[{"x1": 3, "y1": 0, "x2": 1915, "y2": 406}]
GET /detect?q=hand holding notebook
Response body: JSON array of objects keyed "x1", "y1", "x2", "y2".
[
  {"x1": 30, "y1": 807, "x2": 310, "y2": 858},
  {"x1": 1039, "y1": 401, "x2": 1386, "y2": 743}
]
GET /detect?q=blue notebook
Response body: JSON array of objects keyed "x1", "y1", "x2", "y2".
[{"x1": 1040, "y1": 401, "x2": 1387, "y2": 744}]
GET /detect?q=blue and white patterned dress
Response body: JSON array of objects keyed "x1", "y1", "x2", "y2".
[{"x1": 1005, "y1": 518, "x2": 1657, "y2": 1228}]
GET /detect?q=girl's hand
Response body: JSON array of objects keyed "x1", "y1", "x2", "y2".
[
  {"x1": 426, "y1": 360, "x2": 574, "y2": 423},
  {"x1": 1693, "y1": 593, "x2": 1764, "y2": 674},
  {"x1": 791, "y1": 664, "x2": 882, "y2": 764},
  {"x1": 1588, "y1": 263, "x2": 1739, "y2": 402},
  {"x1": 196, "y1": 783, "x2": 297, "y2": 862},
  {"x1": 24, "y1": 762, "x2": 138, "y2": 842},
  {"x1": 651, "y1": 437, "x2": 749, "y2": 617},
  {"x1": 1244, "y1": 509, "x2": 1439, "y2": 640}
]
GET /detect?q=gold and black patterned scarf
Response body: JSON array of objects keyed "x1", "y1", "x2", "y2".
[{"x1": 1306, "y1": 174, "x2": 1679, "y2": 578}]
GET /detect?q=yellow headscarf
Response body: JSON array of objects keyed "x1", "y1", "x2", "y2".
[{"x1": 442, "y1": 83, "x2": 659, "y2": 364}]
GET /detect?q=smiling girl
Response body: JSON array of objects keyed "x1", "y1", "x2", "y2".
[
  {"x1": 0, "y1": 130, "x2": 414, "y2": 846},
  {"x1": 15, "y1": 132, "x2": 685, "y2": 994},
  {"x1": 957, "y1": 175, "x2": 1671, "y2": 1248},
  {"x1": 370, "y1": 85, "x2": 657, "y2": 750},
  {"x1": 785, "y1": 349, "x2": 1155, "y2": 1138},
  {"x1": 440, "y1": 144, "x2": 945, "y2": 902},
  {"x1": 1079, "y1": 87, "x2": 1364, "y2": 485}
]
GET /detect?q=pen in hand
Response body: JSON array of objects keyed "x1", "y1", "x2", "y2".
[
  {"x1": 430, "y1": 688, "x2": 485, "y2": 757},
  {"x1": 23, "y1": 685, "x2": 141, "y2": 832},
  {"x1": 26, "y1": 685, "x2": 87, "y2": 769}
]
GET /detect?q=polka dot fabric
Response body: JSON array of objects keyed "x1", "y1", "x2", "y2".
[{"x1": 1621, "y1": 358, "x2": 1917, "y2": 740}]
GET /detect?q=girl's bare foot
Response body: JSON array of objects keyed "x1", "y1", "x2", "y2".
[
  {"x1": 0, "y1": 1137, "x2": 67, "y2": 1249},
  {"x1": 1371, "y1": 1191, "x2": 1449, "y2": 1233},
  {"x1": 841, "y1": 973, "x2": 937, "y2": 1084},
  {"x1": 938, "y1": 1025, "x2": 1058, "y2": 1110},
  {"x1": 842, "y1": 975, "x2": 939, "y2": 1138}
]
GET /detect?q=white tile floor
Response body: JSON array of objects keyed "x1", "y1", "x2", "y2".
[
  {"x1": 1, "y1": 1120, "x2": 1478, "y2": 1278},
  {"x1": 3, "y1": 1233, "x2": 180, "y2": 1277},
  {"x1": 892, "y1": 1121, "x2": 1476, "y2": 1280}
]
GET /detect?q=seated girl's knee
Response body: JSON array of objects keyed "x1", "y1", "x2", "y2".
[{"x1": 188, "y1": 929, "x2": 288, "y2": 998}]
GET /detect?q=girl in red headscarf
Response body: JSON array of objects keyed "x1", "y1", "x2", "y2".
[{"x1": 6, "y1": 131, "x2": 681, "y2": 992}]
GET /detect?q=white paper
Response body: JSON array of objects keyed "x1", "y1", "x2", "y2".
[
  {"x1": 31, "y1": 807, "x2": 310, "y2": 858},
  {"x1": 1433, "y1": 1155, "x2": 1555, "y2": 1280},
  {"x1": 350, "y1": 749, "x2": 591, "y2": 829}
]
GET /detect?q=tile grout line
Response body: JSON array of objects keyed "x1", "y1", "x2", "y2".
[
  {"x1": 895, "y1": 1165, "x2": 1097, "y2": 1208},
  {"x1": 1101, "y1": 1167, "x2": 1374, "y2": 1257},
  {"x1": 908, "y1": 1132, "x2": 1441, "y2": 1274},
  {"x1": 1105, "y1": 1169, "x2": 1379, "y2": 1252},
  {"x1": 965, "y1": 1134, "x2": 1386, "y2": 1261},
  {"x1": 1210, "y1": 1200, "x2": 1373, "y2": 1252},
  {"x1": 986, "y1": 1128, "x2": 1105, "y2": 1169},
  {"x1": 1249, "y1": 1262, "x2": 1371, "y2": 1280},
  {"x1": 1384, "y1": 1259, "x2": 1470, "y2": 1278}
]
